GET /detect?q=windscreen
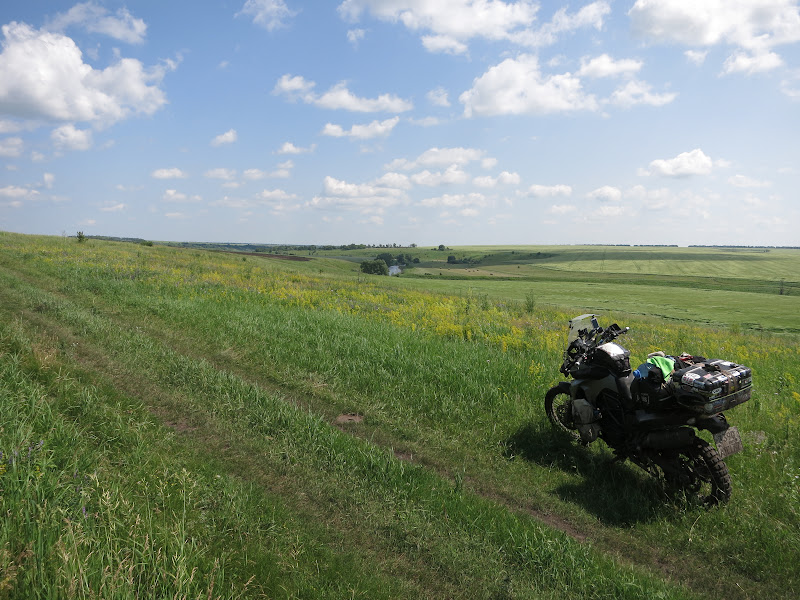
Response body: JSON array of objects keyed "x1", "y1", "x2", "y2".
[{"x1": 567, "y1": 314, "x2": 599, "y2": 343}]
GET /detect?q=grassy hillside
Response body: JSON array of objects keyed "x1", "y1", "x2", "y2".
[{"x1": 1, "y1": 232, "x2": 798, "y2": 599}]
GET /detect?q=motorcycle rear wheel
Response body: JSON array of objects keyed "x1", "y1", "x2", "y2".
[
  {"x1": 664, "y1": 438, "x2": 732, "y2": 505},
  {"x1": 544, "y1": 383, "x2": 579, "y2": 439}
]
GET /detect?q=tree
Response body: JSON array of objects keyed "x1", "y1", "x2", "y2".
[
  {"x1": 360, "y1": 259, "x2": 389, "y2": 275},
  {"x1": 376, "y1": 252, "x2": 396, "y2": 266},
  {"x1": 76, "y1": 231, "x2": 86, "y2": 243}
]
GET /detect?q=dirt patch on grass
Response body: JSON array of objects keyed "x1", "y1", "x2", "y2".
[{"x1": 335, "y1": 413, "x2": 364, "y2": 425}]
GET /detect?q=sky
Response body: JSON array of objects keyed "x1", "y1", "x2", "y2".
[{"x1": 0, "y1": 0, "x2": 799, "y2": 247}]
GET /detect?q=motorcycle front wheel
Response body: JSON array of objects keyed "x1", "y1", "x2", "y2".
[
  {"x1": 661, "y1": 438, "x2": 732, "y2": 505},
  {"x1": 544, "y1": 382, "x2": 579, "y2": 439}
]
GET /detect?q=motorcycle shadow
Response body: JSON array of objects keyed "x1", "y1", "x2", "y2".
[{"x1": 503, "y1": 423, "x2": 674, "y2": 526}]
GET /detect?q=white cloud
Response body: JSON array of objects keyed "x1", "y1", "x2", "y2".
[
  {"x1": 473, "y1": 171, "x2": 520, "y2": 188},
  {"x1": 162, "y1": 189, "x2": 201, "y2": 202},
  {"x1": 460, "y1": 54, "x2": 598, "y2": 117},
  {"x1": 608, "y1": 80, "x2": 677, "y2": 108},
  {"x1": 528, "y1": 184, "x2": 572, "y2": 197},
  {"x1": 51, "y1": 124, "x2": 93, "y2": 151},
  {"x1": 0, "y1": 136, "x2": 23, "y2": 157},
  {"x1": 347, "y1": 28, "x2": 366, "y2": 45},
  {"x1": 322, "y1": 117, "x2": 400, "y2": 139},
  {"x1": 273, "y1": 160, "x2": 294, "y2": 178},
  {"x1": 729, "y1": 174, "x2": 771, "y2": 188},
  {"x1": 685, "y1": 49, "x2": 708, "y2": 65},
  {"x1": 427, "y1": 86, "x2": 451, "y2": 107},
  {"x1": 645, "y1": 148, "x2": 714, "y2": 177},
  {"x1": 276, "y1": 141, "x2": 315, "y2": 154},
  {"x1": 587, "y1": 185, "x2": 622, "y2": 201},
  {"x1": 238, "y1": 0, "x2": 296, "y2": 31},
  {"x1": 629, "y1": 0, "x2": 800, "y2": 75},
  {"x1": 274, "y1": 75, "x2": 413, "y2": 112},
  {"x1": 43, "y1": 173, "x2": 54, "y2": 188},
  {"x1": 211, "y1": 129, "x2": 238, "y2": 146},
  {"x1": 46, "y1": 2, "x2": 147, "y2": 44},
  {"x1": 548, "y1": 204, "x2": 577, "y2": 214},
  {"x1": 99, "y1": 202, "x2": 126, "y2": 212},
  {"x1": 511, "y1": 2, "x2": 611, "y2": 47},
  {"x1": 422, "y1": 35, "x2": 469, "y2": 55},
  {"x1": 243, "y1": 169, "x2": 266, "y2": 180},
  {"x1": 722, "y1": 50, "x2": 784, "y2": 75},
  {"x1": 578, "y1": 54, "x2": 642, "y2": 78},
  {"x1": 411, "y1": 165, "x2": 470, "y2": 186},
  {"x1": 385, "y1": 146, "x2": 486, "y2": 171},
  {"x1": 0, "y1": 120, "x2": 21, "y2": 133},
  {"x1": 259, "y1": 188, "x2": 298, "y2": 201},
  {"x1": 0, "y1": 185, "x2": 37, "y2": 199},
  {"x1": 152, "y1": 168, "x2": 188, "y2": 179},
  {"x1": 0, "y1": 22, "x2": 173, "y2": 124},
  {"x1": 308, "y1": 175, "x2": 406, "y2": 214},
  {"x1": 205, "y1": 168, "x2": 237, "y2": 180},
  {"x1": 374, "y1": 172, "x2": 412, "y2": 190},
  {"x1": 339, "y1": 1, "x2": 610, "y2": 53}
]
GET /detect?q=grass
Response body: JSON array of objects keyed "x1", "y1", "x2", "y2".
[{"x1": 0, "y1": 231, "x2": 798, "y2": 598}]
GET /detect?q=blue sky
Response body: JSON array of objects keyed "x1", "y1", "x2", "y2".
[{"x1": 1, "y1": 1, "x2": 799, "y2": 246}]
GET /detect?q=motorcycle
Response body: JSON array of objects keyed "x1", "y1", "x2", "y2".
[{"x1": 545, "y1": 314, "x2": 751, "y2": 504}]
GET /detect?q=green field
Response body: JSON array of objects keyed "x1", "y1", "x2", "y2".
[{"x1": 1, "y1": 232, "x2": 799, "y2": 599}]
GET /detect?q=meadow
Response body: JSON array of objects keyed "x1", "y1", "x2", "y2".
[{"x1": 0, "y1": 231, "x2": 798, "y2": 599}]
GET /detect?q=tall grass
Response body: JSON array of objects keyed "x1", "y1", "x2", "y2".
[{"x1": 1, "y1": 232, "x2": 798, "y2": 598}]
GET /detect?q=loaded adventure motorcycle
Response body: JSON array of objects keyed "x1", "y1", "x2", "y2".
[{"x1": 545, "y1": 314, "x2": 751, "y2": 504}]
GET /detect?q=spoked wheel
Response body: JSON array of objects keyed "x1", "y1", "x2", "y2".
[
  {"x1": 544, "y1": 383, "x2": 579, "y2": 439},
  {"x1": 660, "y1": 438, "x2": 732, "y2": 505}
]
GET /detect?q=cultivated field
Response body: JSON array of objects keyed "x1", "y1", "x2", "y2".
[{"x1": 1, "y1": 232, "x2": 798, "y2": 599}]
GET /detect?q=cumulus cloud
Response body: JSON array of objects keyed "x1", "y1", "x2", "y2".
[
  {"x1": 578, "y1": 54, "x2": 642, "y2": 78},
  {"x1": 722, "y1": 50, "x2": 784, "y2": 75},
  {"x1": 152, "y1": 168, "x2": 188, "y2": 179},
  {"x1": 237, "y1": 0, "x2": 296, "y2": 31},
  {"x1": 460, "y1": 54, "x2": 598, "y2": 117},
  {"x1": 338, "y1": 0, "x2": 610, "y2": 54},
  {"x1": 528, "y1": 184, "x2": 572, "y2": 197},
  {"x1": 100, "y1": 202, "x2": 126, "y2": 212},
  {"x1": 629, "y1": 0, "x2": 800, "y2": 75},
  {"x1": 427, "y1": 86, "x2": 451, "y2": 107},
  {"x1": 411, "y1": 165, "x2": 470, "y2": 186},
  {"x1": 321, "y1": 117, "x2": 400, "y2": 139},
  {"x1": 51, "y1": 124, "x2": 93, "y2": 151},
  {"x1": 0, "y1": 22, "x2": 173, "y2": 124},
  {"x1": 211, "y1": 129, "x2": 238, "y2": 146},
  {"x1": 644, "y1": 148, "x2": 714, "y2": 177},
  {"x1": 274, "y1": 74, "x2": 412, "y2": 112},
  {"x1": 608, "y1": 80, "x2": 677, "y2": 108},
  {"x1": 46, "y1": 2, "x2": 147, "y2": 44},
  {"x1": 685, "y1": 49, "x2": 708, "y2": 65},
  {"x1": 162, "y1": 189, "x2": 201, "y2": 203},
  {"x1": 587, "y1": 185, "x2": 622, "y2": 201},
  {"x1": 0, "y1": 136, "x2": 23, "y2": 157},
  {"x1": 276, "y1": 141, "x2": 315, "y2": 154},
  {"x1": 385, "y1": 147, "x2": 486, "y2": 171},
  {"x1": 0, "y1": 185, "x2": 37, "y2": 199},
  {"x1": 473, "y1": 171, "x2": 520, "y2": 188},
  {"x1": 308, "y1": 174, "x2": 407, "y2": 214}
]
